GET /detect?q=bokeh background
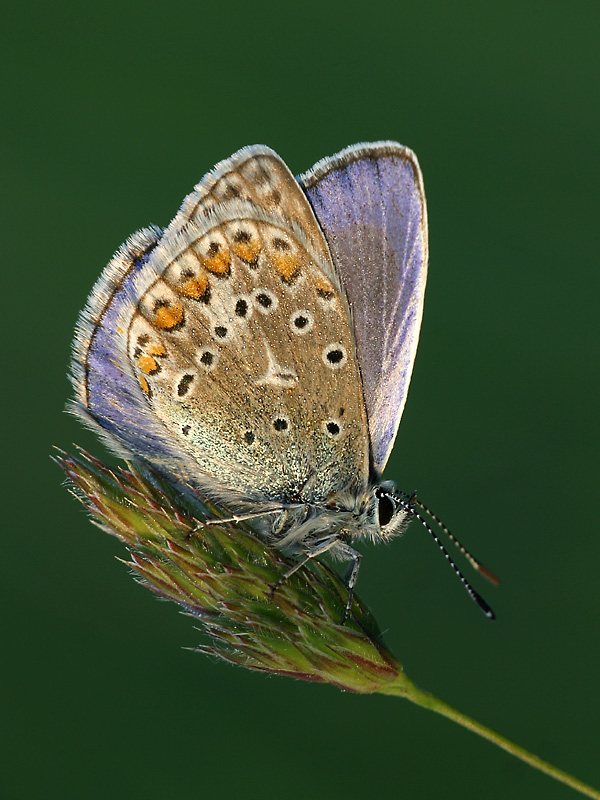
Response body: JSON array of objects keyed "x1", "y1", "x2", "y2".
[{"x1": 3, "y1": 2, "x2": 599, "y2": 798}]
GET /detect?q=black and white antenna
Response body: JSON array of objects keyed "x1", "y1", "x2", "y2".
[{"x1": 400, "y1": 492, "x2": 499, "y2": 620}]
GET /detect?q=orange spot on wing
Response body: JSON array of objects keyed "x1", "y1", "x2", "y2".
[
  {"x1": 138, "y1": 354, "x2": 158, "y2": 374},
  {"x1": 314, "y1": 276, "x2": 334, "y2": 299},
  {"x1": 232, "y1": 237, "x2": 261, "y2": 265},
  {"x1": 147, "y1": 343, "x2": 167, "y2": 357},
  {"x1": 179, "y1": 272, "x2": 209, "y2": 299},
  {"x1": 154, "y1": 302, "x2": 184, "y2": 330},
  {"x1": 139, "y1": 375, "x2": 150, "y2": 394},
  {"x1": 201, "y1": 245, "x2": 231, "y2": 275},
  {"x1": 272, "y1": 250, "x2": 300, "y2": 282}
]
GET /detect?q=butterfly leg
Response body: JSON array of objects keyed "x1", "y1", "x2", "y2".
[
  {"x1": 269, "y1": 536, "x2": 340, "y2": 598},
  {"x1": 202, "y1": 505, "x2": 302, "y2": 527},
  {"x1": 338, "y1": 543, "x2": 361, "y2": 623}
]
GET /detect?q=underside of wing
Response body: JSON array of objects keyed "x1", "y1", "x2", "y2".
[
  {"x1": 299, "y1": 142, "x2": 428, "y2": 477},
  {"x1": 71, "y1": 148, "x2": 371, "y2": 510},
  {"x1": 172, "y1": 145, "x2": 336, "y2": 285},
  {"x1": 70, "y1": 226, "x2": 183, "y2": 466}
]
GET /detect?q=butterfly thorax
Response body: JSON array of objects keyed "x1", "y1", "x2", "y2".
[{"x1": 266, "y1": 482, "x2": 411, "y2": 557}]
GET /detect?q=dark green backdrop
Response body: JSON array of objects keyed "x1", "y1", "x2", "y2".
[{"x1": 4, "y1": 2, "x2": 599, "y2": 798}]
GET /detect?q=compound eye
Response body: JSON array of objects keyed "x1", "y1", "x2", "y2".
[{"x1": 378, "y1": 493, "x2": 396, "y2": 528}]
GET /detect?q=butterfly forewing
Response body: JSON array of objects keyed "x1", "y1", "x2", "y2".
[
  {"x1": 174, "y1": 146, "x2": 334, "y2": 278},
  {"x1": 299, "y1": 142, "x2": 428, "y2": 477}
]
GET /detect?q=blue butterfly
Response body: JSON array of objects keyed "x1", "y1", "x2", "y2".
[{"x1": 70, "y1": 142, "x2": 495, "y2": 619}]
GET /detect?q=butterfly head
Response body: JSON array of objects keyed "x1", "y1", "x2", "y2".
[{"x1": 354, "y1": 483, "x2": 412, "y2": 544}]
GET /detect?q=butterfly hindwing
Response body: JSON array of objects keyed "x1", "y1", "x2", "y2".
[
  {"x1": 69, "y1": 226, "x2": 197, "y2": 472},
  {"x1": 71, "y1": 151, "x2": 371, "y2": 510}
]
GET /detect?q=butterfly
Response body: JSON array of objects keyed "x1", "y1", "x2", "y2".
[{"x1": 70, "y1": 142, "x2": 496, "y2": 620}]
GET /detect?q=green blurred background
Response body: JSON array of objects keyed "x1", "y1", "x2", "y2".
[{"x1": 3, "y1": 2, "x2": 599, "y2": 798}]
